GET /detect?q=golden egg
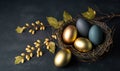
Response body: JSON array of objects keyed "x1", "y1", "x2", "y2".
[
  {"x1": 74, "y1": 37, "x2": 92, "y2": 52},
  {"x1": 62, "y1": 25, "x2": 77, "y2": 44},
  {"x1": 54, "y1": 48, "x2": 71, "y2": 67}
]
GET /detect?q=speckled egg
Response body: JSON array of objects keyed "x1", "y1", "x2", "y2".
[
  {"x1": 89, "y1": 25, "x2": 104, "y2": 45},
  {"x1": 76, "y1": 18, "x2": 91, "y2": 37}
]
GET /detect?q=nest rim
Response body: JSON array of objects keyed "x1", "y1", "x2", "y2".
[{"x1": 57, "y1": 18, "x2": 113, "y2": 62}]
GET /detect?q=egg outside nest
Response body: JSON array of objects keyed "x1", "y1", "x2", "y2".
[
  {"x1": 57, "y1": 19, "x2": 113, "y2": 62},
  {"x1": 54, "y1": 48, "x2": 71, "y2": 67}
]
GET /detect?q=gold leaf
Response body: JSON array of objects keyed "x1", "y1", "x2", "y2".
[
  {"x1": 14, "y1": 56, "x2": 24, "y2": 64},
  {"x1": 63, "y1": 11, "x2": 72, "y2": 22},
  {"x1": 48, "y1": 41, "x2": 56, "y2": 54},
  {"x1": 16, "y1": 26, "x2": 25, "y2": 33},
  {"x1": 46, "y1": 17, "x2": 60, "y2": 29},
  {"x1": 58, "y1": 20, "x2": 64, "y2": 27},
  {"x1": 82, "y1": 7, "x2": 96, "y2": 20}
]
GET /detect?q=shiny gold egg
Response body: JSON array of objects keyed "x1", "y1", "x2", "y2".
[
  {"x1": 62, "y1": 25, "x2": 77, "y2": 44},
  {"x1": 74, "y1": 37, "x2": 92, "y2": 52},
  {"x1": 54, "y1": 48, "x2": 71, "y2": 67}
]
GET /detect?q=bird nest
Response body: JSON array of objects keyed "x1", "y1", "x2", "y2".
[{"x1": 57, "y1": 17, "x2": 113, "y2": 62}]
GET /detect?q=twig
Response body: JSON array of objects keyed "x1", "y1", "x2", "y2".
[{"x1": 94, "y1": 14, "x2": 120, "y2": 21}]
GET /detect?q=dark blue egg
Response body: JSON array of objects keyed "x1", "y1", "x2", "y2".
[
  {"x1": 76, "y1": 18, "x2": 91, "y2": 37},
  {"x1": 89, "y1": 25, "x2": 104, "y2": 45}
]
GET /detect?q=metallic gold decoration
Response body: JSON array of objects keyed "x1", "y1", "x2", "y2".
[
  {"x1": 26, "y1": 55, "x2": 30, "y2": 61},
  {"x1": 54, "y1": 48, "x2": 71, "y2": 67},
  {"x1": 21, "y1": 53, "x2": 25, "y2": 57},
  {"x1": 16, "y1": 20, "x2": 45, "y2": 35},
  {"x1": 74, "y1": 37, "x2": 92, "y2": 52},
  {"x1": 62, "y1": 25, "x2": 77, "y2": 44}
]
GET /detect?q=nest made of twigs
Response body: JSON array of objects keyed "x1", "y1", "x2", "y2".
[{"x1": 57, "y1": 17, "x2": 113, "y2": 62}]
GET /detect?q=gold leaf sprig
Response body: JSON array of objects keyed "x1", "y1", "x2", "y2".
[
  {"x1": 14, "y1": 39, "x2": 43, "y2": 64},
  {"x1": 46, "y1": 11, "x2": 72, "y2": 29},
  {"x1": 44, "y1": 38, "x2": 56, "y2": 54},
  {"x1": 14, "y1": 34, "x2": 57, "y2": 64},
  {"x1": 82, "y1": 7, "x2": 96, "y2": 20},
  {"x1": 15, "y1": 20, "x2": 45, "y2": 34}
]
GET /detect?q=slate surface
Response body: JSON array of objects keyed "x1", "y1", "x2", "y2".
[{"x1": 0, "y1": 0, "x2": 120, "y2": 71}]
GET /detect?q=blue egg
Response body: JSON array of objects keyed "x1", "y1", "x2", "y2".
[
  {"x1": 89, "y1": 25, "x2": 104, "y2": 45},
  {"x1": 76, "y1": 18, "x2": 91, "y2": 37}
]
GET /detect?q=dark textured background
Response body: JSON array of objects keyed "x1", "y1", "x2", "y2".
[{"x1": 0, "y1": 0, "x2": 120, "y2": 71}]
